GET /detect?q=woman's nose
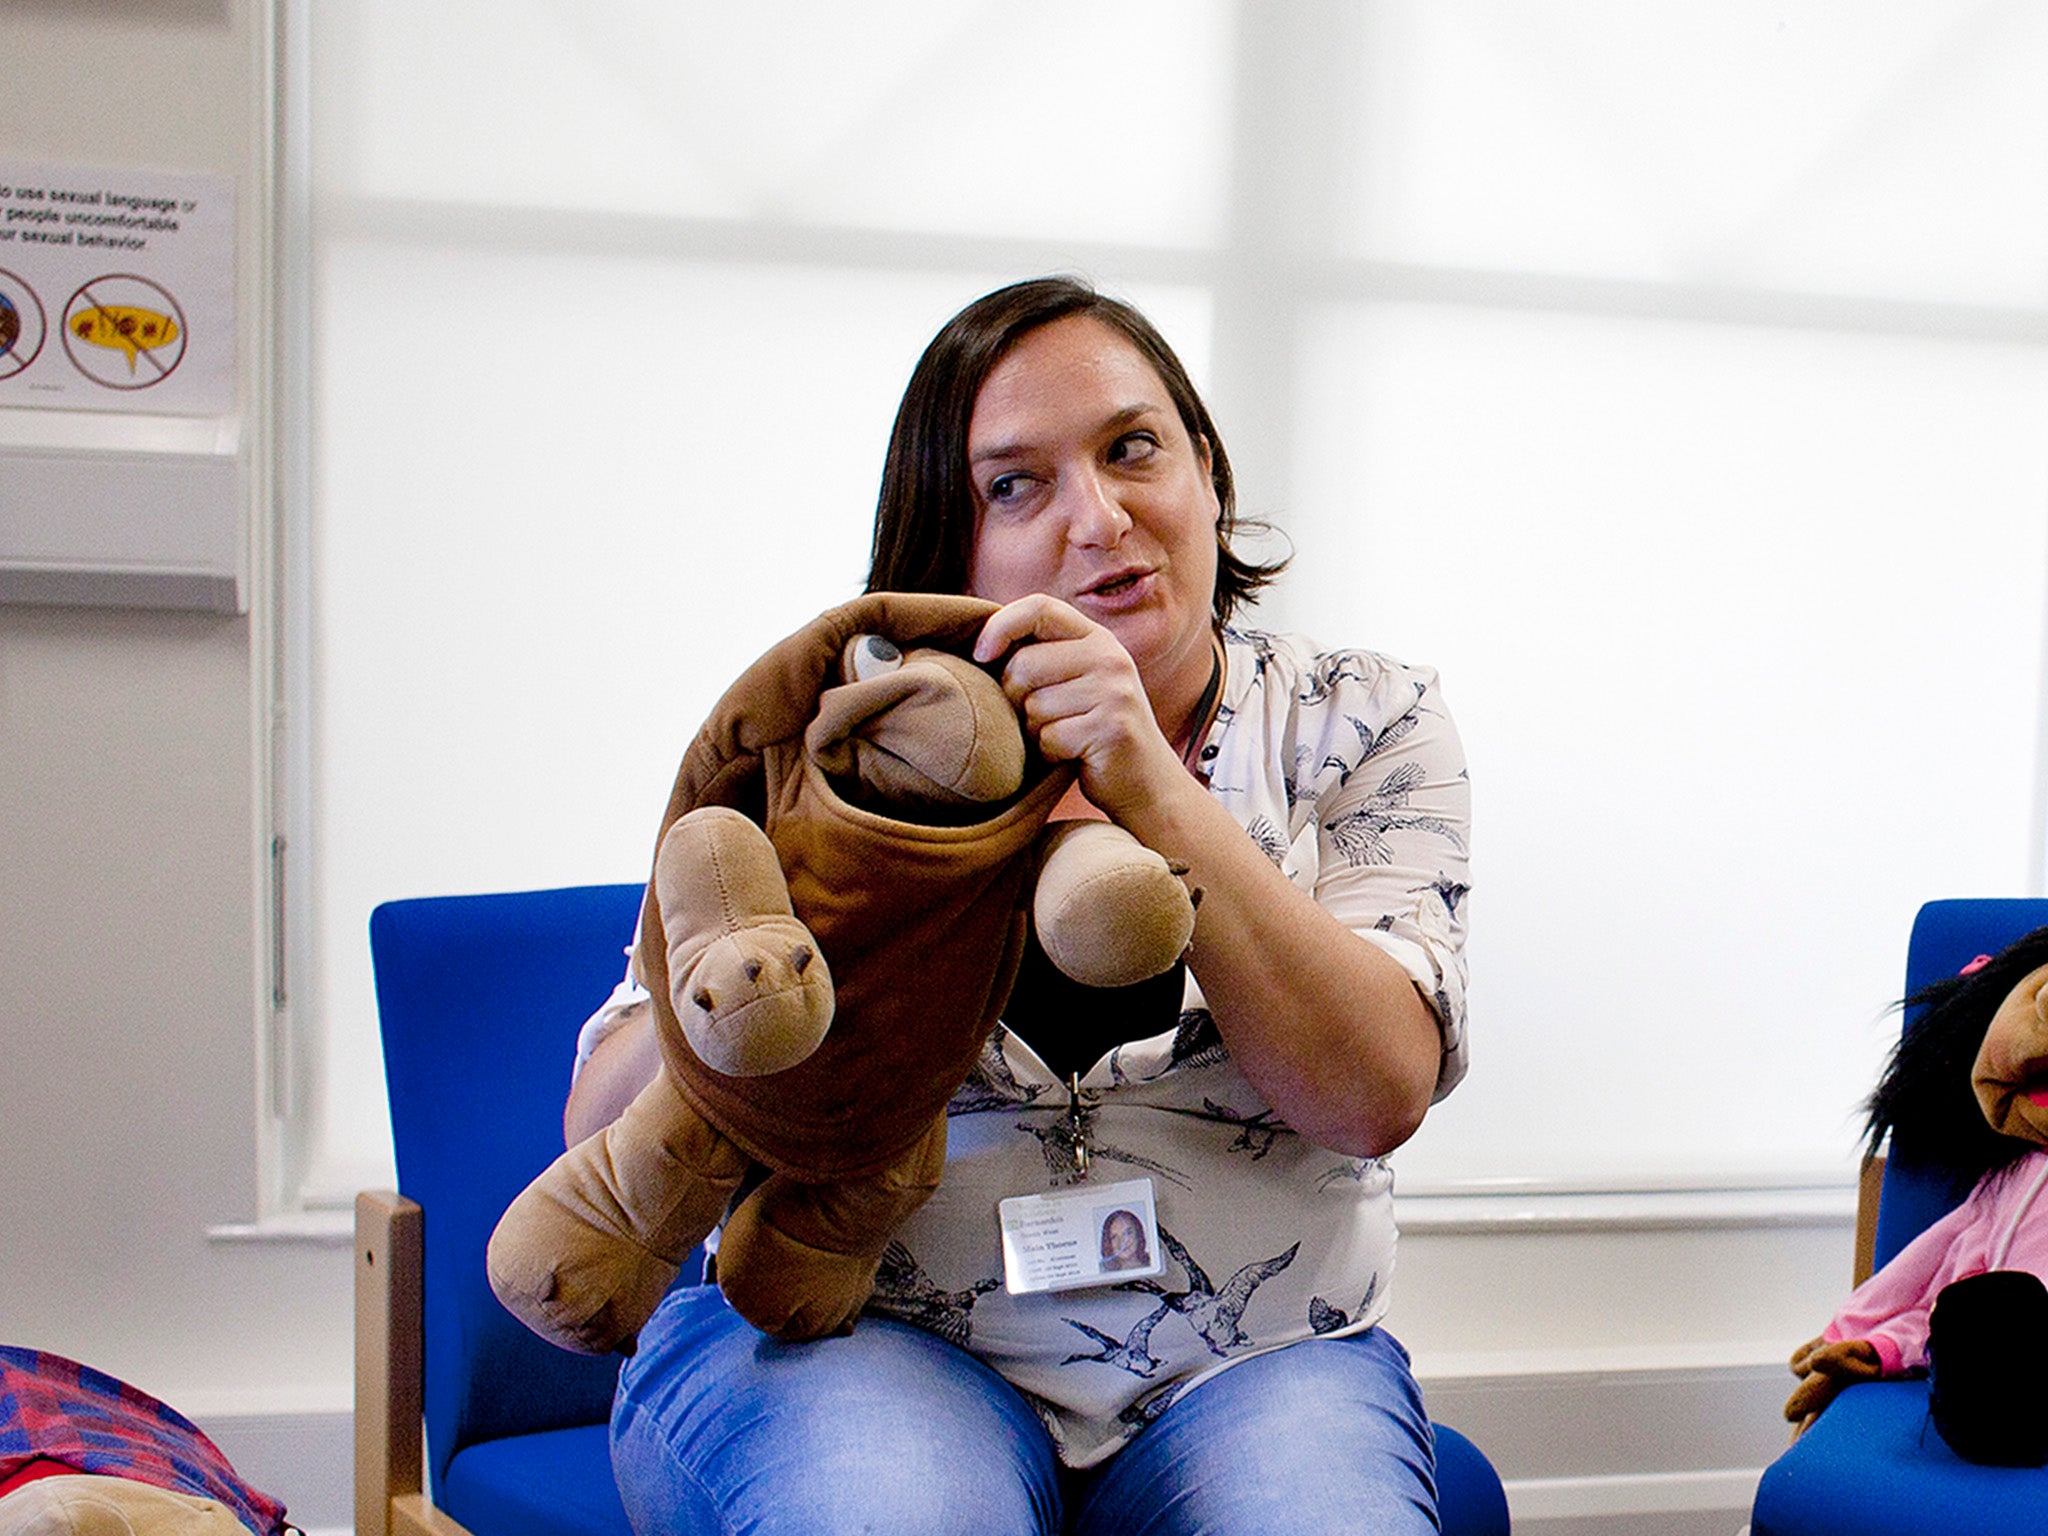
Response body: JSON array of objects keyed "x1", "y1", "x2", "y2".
[{"x1": 1061, "y1": 468, "x2": 1132, "y2": 546}]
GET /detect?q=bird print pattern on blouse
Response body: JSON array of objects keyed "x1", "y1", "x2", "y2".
[
  {"x1": 1325, "y1": 761, "x2": 1467, "y2": 868},
  {"x1": 1061, "y1": 1304, "x2": 1174, "y2": 1378},
  {"x1": 1114, "y1": 1380, "x2": 1186, "y2": 1433},
  {"x1": 865, "y1": 1240, "x2": 999, "y2": 1348},
  {"x1": 949, "y1": 1024, "x2": 1052, "y2": 1116},
  {"x1": 1116, "y1": 1227, "x2": 1302, "y2": 1359},
  {"x1": 1309, "y1": 1272, "x2": 1381, "y2": 1335},
  {"x1": 1199, "y1": 1098, "x2": 1292, "y2": 1159},
  {"x1": 1243, "y1": 815, "x2": 1292, "y2": 867},
  {"x1": 1106, "y1": 1008, "x2": 1228, "y2": 1084},
  {"x1": 1316, "y1": 1157, "x2": 1384, "y2": 1191},
  {"x1": 1020, "y1": 1106, "x2": 1192, "y2": 1190}
]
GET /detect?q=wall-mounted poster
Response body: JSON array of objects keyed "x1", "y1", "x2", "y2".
[{"x1": 0, "y1": 162, "x2": 235, "y2": 416}]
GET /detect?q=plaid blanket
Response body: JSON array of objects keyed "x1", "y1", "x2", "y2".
[{"x1": 0, "y1": 1347, "x2": 288, "y2": 1535}]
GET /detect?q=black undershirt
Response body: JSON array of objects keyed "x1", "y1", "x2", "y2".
[
  {"x1": 1000, "y1": 636, "x2": 1220, "y2": 1078},
  {"x1": 1001, "y1": 929, "x2": 1188, "y2": 1083}
]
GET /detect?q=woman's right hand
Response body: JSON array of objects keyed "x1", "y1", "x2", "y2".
[
  {"x1": 1784, "y1": 1335, "x2": 1883, "y2": 1433},
  {"x1": 971, "y1": 593, "x2": 1188, "y2": 825}
]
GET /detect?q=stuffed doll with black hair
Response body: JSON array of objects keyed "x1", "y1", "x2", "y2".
[
  {"x1": 1785, "y1": 924, "x2": 2048, "y2": 1466},
  {"x1": 488, "y1": 593, "x2": 1198, "y2": 1353}
]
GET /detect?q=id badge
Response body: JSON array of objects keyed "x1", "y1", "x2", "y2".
[{"x1": 998, "y1": 1177, "x2": 1164, "y2": 1296}]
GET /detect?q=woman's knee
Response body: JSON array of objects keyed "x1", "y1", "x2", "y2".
[
  {"x1": 1075, "y1": 1330, "x2": 1438, "y2": 1536},
  {"x1": 612, "y1": 1289, "x2": 1061, "y2": 1535}
]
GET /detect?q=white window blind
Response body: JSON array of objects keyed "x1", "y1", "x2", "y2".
[{"x1": 297, "y1": 0, "x2": 2048, "y2": 1205}]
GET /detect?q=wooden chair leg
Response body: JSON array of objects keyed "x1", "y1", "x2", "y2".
[
  {"x1": 357, "y1": 1191, "x2": 478, "y2": 1536},
  {"x1": 1853, "y1": 1151, "x2": 1887, "y2": 1287}
]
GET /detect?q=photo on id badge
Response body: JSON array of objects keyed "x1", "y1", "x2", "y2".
[{"x1": 1097, "y1": 1206, "x2": 1152, "y2": 1273}]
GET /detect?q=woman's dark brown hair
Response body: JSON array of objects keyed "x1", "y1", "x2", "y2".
[{"x1": 865, "y1": 276, "x2": 1286, "y2": 624}]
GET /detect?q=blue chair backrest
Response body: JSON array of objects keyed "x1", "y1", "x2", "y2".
[
  {"x1": 1870, "y1": 897, "x2": 2048, "y2": 1272},
  {"x1": 370, "y1": 883, "x2": 649, "y2": 1499}
]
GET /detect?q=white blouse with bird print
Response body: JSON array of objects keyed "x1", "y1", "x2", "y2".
[{"x1": 867, "y1": 626, "x2": 1472, "y2": 1467}]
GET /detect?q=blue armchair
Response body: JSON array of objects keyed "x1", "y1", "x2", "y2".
[
  {"x1": 358, "y1": 883, "x2": 653, "y2": 1536},
  {"x1": 1749, "y1": 897, "x2": 2048, "y2": 1536},
  {"x1": 356, "y1": 883, "x2": 1509, "y2": 1536}
]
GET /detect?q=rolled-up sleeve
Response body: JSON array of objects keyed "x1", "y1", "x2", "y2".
[{"x1": 1310, "y1": 676, "x2": 1471, "y2": 1098}]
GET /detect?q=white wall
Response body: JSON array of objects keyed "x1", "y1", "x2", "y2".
[
  {"x1": 0, "y1": 6, "x2": 2013, "y2": 1534},
  {"x1": 0, "y1": 0, "x2": 351, "y2": 1441}
]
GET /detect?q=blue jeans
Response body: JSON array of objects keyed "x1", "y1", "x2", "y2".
[{"x1": 612, "y1": 1285, "x2": 1439, "y2": 1535}]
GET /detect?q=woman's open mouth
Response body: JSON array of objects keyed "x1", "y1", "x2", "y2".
[{"x1": 1079, "y1": 567, "x2": 1153, "y2": 607}]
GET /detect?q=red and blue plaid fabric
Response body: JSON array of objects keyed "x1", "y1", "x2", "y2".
[{"x1": 0, "y1": 1346, "x2": 288, "y2": 1535}]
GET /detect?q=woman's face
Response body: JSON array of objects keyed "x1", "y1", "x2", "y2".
[
  {"x1": 1972, "y1": 962, "x2": 2048, "y2": 1145},
  {"x1": 1104, "y1": 1212, "x2": 1142, "y2": 1258},
  {"x1": 964, "y1": 315, "x2": 1221, "y2": 703}
]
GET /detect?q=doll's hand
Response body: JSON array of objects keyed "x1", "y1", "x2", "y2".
[{"x1": 1784, "y1": 1336, "x2": 1884, "y2": 1433}]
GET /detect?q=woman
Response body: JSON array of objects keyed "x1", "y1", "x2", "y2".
[{"x1": 572, "y1": 277, "x2": 1472, "y2": 1534}]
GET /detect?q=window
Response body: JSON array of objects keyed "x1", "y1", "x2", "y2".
[{"x1": 294, "y1": 0, "x2": 2048, "y2": 1205}]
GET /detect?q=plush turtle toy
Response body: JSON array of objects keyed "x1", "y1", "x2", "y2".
[
  {"x1": 489, "y1": 592, "x2": 1198, "y2": 1351},
  {"x1": 1785, "y1": 925, "x2": 2048, "y2": 1466}
]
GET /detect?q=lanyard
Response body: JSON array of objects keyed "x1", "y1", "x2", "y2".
[
  {"x1": 1058, "y1": 1073, "x2": 1092, "y2": 1184},
  {"x1": 1174, "y1": 633, "x2": 1226, "y2": 781}
]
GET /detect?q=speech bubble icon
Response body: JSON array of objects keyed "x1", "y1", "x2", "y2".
[{"x1": 70, "y1": 303, "x2": 179, "y2": 374}]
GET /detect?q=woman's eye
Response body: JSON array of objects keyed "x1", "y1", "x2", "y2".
[
  {"x1": 987, "y1": 473, "x2": 1023, "y2": 502},
  {"x1": 1108, "y1": 432, "x2": 1160, "y2": 465}
]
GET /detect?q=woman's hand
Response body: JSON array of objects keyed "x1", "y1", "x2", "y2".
[
  {"x1": 972, "y1": 594, "x2": 1189, "y2": 819},
  {"x1": 1784, "y1": 1336, "x2": 1883, "y2": 1434}
]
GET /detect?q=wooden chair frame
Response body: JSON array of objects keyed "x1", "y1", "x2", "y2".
[
  {"x1": 1851, "y1": 1151, "x2": 1885, "y2": 1288},
  {"x1": 356, "y1": 1190, "x2": 476, "y2": 1536}
]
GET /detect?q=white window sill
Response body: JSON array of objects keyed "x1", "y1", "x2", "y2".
[
  {"x1": 205, "y1": 1207, "x2": 355, "y2": 1247},
  {"x1": 1395, "y1": 1178, "x2": 1857, "y2": 1234}
]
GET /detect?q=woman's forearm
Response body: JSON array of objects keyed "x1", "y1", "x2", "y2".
[
  {"x1": 563, "y1": 999, "x2": 663, "y2": 1147},
  {"x1": 1121, "y1": 770, "x2": 1442, "y2": 1158}
]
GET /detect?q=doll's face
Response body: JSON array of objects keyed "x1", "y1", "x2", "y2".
[{"x1": 1971, "y1": 962, "x2": 2048, "y2": 1145}]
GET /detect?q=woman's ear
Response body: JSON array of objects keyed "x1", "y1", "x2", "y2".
[{"x1": 1195, "y1": 434, "x2": 1222, "y2": 523}]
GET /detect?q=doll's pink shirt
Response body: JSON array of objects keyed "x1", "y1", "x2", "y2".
[{"x1": 1825, "y1": 1147, "x2": 2048, "y2": 1375}]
